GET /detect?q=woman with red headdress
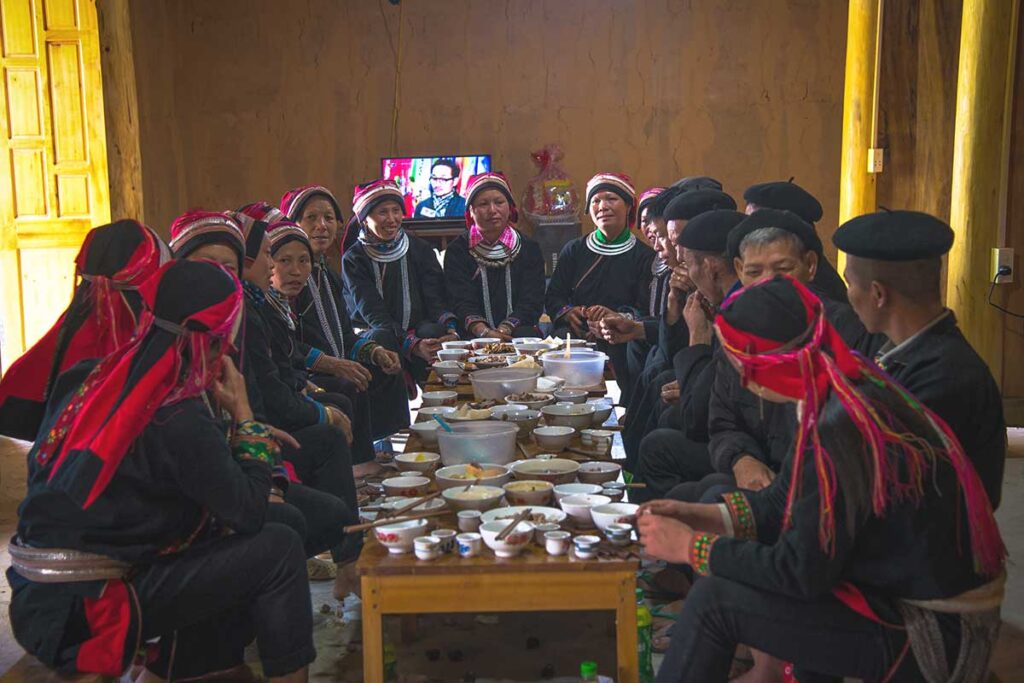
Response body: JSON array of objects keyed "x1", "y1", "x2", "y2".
[
  {"x1": 442, "y1": 172, "x2": 545, "y2": 339},
  {"x1": 639, "y1": 275, "x2": 1005, "y2": 682},
  {"x1": 7, "y1": 260, "x2": 314, "y2": 681},
  {"x1": 0, "y1": 220, "x2": 166, "y2": 440},
  {"x1": 545, "y1": 172, "x2": 655, "y2": 401}
]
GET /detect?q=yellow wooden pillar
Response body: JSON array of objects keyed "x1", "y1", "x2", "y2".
[
  {"x1": 947, "y1": 0, "x2": 1019, "y2": 385},
  {"x1": 837, "y1": 0, "x2": 881, "y2": 274}
]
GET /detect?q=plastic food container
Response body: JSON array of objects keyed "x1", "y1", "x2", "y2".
[
  {"x1": 437, "y1": 421, "x2": 519, "y2": 466},
  {"x1": 468, "y1": 368, "x2": 542, "y2": 400},
  {"x1": 539, "y1": 350, "x2": 608, "y2": 388}
]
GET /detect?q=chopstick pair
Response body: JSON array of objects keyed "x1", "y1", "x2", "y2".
[
  {"x1": 380, "y1": 489, "x2": 443, "y2": 519},
  {"x1": 344, "y1": 508, "x2": 449, "y2": 534},
  {"x1": 495, "y1": 507, "x2": 533, "y2": 541}
]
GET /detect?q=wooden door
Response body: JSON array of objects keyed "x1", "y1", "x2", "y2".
[{"x1": 0, "y1": 0, "x2": 110, "y2": 372}]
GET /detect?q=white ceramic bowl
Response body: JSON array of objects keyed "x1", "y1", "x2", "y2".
[
  {"x1": 489, "y1": 404, "x2": 528, "y2": 420},
  {"x1": 553, "y1": 482, "x2": 604, "y2": 502},
  {"x1": 511, "y1": 337, "x2": 543, "y2": 344},
  {"x1": 409, "y1": 421, "x2": 440, "y2": 447},
  {"x1": 479, "y1": 520, "x2": 535, "y2": 558},
  {"x1": 442, "y1": 340, "x2": 473, "y2": 350},
  {"x1": 577, "y1": 461, "x2": 622, "y2": 485},
  {"x1": 437, "y1": 349, "x2": 470, "y2": 363},
  {"x1": 510, "y1": 458, "x2": 580, "y2": 485},
  {"x1": 503, "y1": 392, "x2": 555, "y2": 410},
  {"x1": 379, "y1": 496, "x2": 447, "y2": 515},
  {"x1": 586, "y1": 398, "x2": 614, "y2": 425},
  {"x1": 381, "y1": 475, "x2": 432, "y2": 498},
  {"x1": 470, "y1": 337, "x2": 501, "y2": 349},
  {"x1": 502, "y1": 479, "x2": 555, "y2": 506},
  {"x1": 532, "y1": 425, "x2": 575, "y2": 451},
  {"x1": 590, "y1": 503, "x2": 640, "y2": 532},
  {"x1": 559, "y1": 493, "x2": 612, "y2": 528},
  {"x1": 553, "y1": 389, "x2": 588, "y2": 404},
  {"x1": 434, "y1": 463, "x2": 512, "y2": 490},
  {"x1": 374, "y1": 518, "x2": 431, "y2": 554},
  {"x1": 492, "y1": 408, "x2": 541, "y2": 437},
  {"x1": 421, "y1": 389, "x2": 458, "y2": 405},
  {"x1": 394, "y1": 451, "x2": 441, "y2": 473},
  {"x1": 541, "y1": 403, "x2": 597, "y2": 430},
  {"x1": 441, "y1": 485, "x2": 506, "y2": 512},
  {"x1": 416, "y1": 406, "x2": 457, "y2": 424},
  {"x1": 481, "y1": 505, "x2": 568, "y2": 526}
]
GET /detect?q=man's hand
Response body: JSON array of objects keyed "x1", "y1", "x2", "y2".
[
  {"x1": 684, "y1": 292, "x2": 713, "y2": 346},
  {"x1": 371, "y1": 347, "x2": 403, "y2": 375},
  {"x1": 600, "y1": 315, "x2": 645, "y2": 344},
  {"x1": 660, "y1": 380, "x2": 680, "y2": 405},
  {"x1": 584, "y1": 305, "x2": 617, "y2": 322},
  {"x1": 414, "y1": 338, "x2": 443, "y2": 362},
  {"x1": 733, "y1": 455, "x2": 775, "y2": 491},
  {"x1": 637, "y1": 511, "x2": 694, "y2": 564},
  {"x1": 471, "y1": 323, "x2": 512, "y2": 342}
]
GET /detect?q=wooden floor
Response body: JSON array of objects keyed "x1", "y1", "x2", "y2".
[{"x1": 0, "y1": 432, "x2": 1023, "y2": 681}]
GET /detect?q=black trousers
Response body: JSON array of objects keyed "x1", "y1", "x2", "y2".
[
  {"x1": 622, "y1": 367, "x2": 674, "y2": 472},
  {"x1": 266, "y1": 482, "x2": 361, "y2": 564},
  {"x1": 632, "y1": 428, "x2": 715, "y2": 503},
  {"x1": 284, "y1": 424, "x2": 358, "y2": 522},
  {"x1": 311, "y1": 376, "x2": 376, "y2": 463},
  {"x1": 657, "y1": 575, "x2": 956, "y2": 682},
  {"x1": 139, "y1": 524, "x2": 315, "y2": 679}
]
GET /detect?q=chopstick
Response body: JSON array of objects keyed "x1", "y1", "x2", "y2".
[
  {"x1": 462, "y1": 477, "x2": 481, "y2": 492},
  {"x1": 344, "y1": 508, "x2": 449, "y2": 534},
  {"x1": 381, "y1": 490, "x2": 443, "y2": 519},
  {"x1": 495, "y1": 507, "x2": 533, "y2": 541}
]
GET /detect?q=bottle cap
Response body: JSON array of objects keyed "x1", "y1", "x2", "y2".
[
  {"x1": 636, "y1": 588, "x2": 644, "y2": 600},
  {"x1": 580, "y1": 660, "x2": 598, "y2": 678}
]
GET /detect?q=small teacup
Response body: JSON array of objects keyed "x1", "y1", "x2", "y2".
[
  {"x1": 604, "y1": 522, "x2": 633, "y2": 547},
  {"x1": 457, "y1": 510, "x2": 482, "y2": 532},
  {"x1": 456, "y1": 532, "x2": 482, "y2": 558},
  {"x1": 602, "y1": 487, "x2": 624, "y2": 502},
  {"x1": 414, "y1": 536, "x2": 441, "y2": 561},
  {"x1": 544, "y1": 530, "x2": 571, "y2": 556},
  {"x1": 432, "y1": 528, "x2": 457, "y2": 553},
  {"x1": 533, "y1": 522, "x2": 560, "y2": 545},
  {"x1": 573, "y1": 534, "x2": 601, "y2": 559}
]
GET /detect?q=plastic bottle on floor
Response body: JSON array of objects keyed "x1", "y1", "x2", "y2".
[
  {"x1": 637, "y1": 588, "x2": 655, "y2": 682},
  {"x1": 579, "y1": 660, "x2": 614, "y2": 682}
]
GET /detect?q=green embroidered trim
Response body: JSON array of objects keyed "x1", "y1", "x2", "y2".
[
  {"x1": 723, "y1": 491, "x2": 757, "y2": 541},
  {"x1": 231, "y1": 420, "x2": 280, "y2": 466},
  {"x1": 594, "y1": 226, "x2": 632, "y2": 245},
  {"x1": 690, "y1": 532, "x2": 719, "y2": 577}
]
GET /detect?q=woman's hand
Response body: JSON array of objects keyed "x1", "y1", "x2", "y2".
[
  {"x1": 733, "y1": 456, "x2": 775, "y2": 491},
  {"x1": 600, "y1": 315, "x2": 645, "y2": 344},
  {"x1": 371, "y1": 347, "x2": 403, "y2": 375},
  {"x1": 326, "y1": 405, "x2": 354, "y2": 445},
  {"x1": 660, "y1": 380, "x2": 680, "y2": 405},
  {"x1": 414, "y1": 338, "x2": 443, "y2": 362},
  {"x1": 561, "y1": 307, "x2": 587, "y2": 336},
  {"x1": 267, "y1": 426, "x2": 301, "y2": 450},
  {"x1": 211, "y1": 357, "x2": 253, "y2": 423},
  {"x1": 584, "y1": 305, "x2": 617, "y2": 322},
  {"x1": 318, "y1": 355, "x2": 372, "y2": 391}
]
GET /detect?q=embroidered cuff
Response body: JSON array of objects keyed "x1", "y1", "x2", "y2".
[
  {"x1": 438, "y1": 311, "x2": 457, "y2": 328},
  {"x1": 304, "y1": 347, "x2": 324, "y2": 370},
  {"x1": 351, "y1": 337, "x2": 379, "y2": 364},
  {"x1": 722, "y1": 491, "x2": 757, "y2": 541},
  {"x1": 271, "y1": 465, "x2": 291, "y2": 492},
  {"x1": 689, "y1": 531, "x2": 719, "y2": 577},
  {"x1": 402, "y1": 330, "x2": 420, "y2": 360},
  {"x1": 303, "y1": 395, "x2": 328, "y2": 425},
  {"x1": 555, "y1": 305, "x2": 573, "y2": 321},
  {"x1": 231, "y1": 420, "x2": 281, "y2": 466},
  {"x1": 499, "y1": 317, "x2": 521, "y2": 331},
  {"x1": 465, "y1": 315, "x2": 488, "y2": 331}
]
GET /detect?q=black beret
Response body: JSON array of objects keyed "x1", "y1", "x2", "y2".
[
  {"x1": 664, "y1": 189, "x2": 737, "y2": 222},
  {"x1": 833, "y1": 210, "x2": 954, "y2": 261},
  {"x1": 743, "y1": 180, "x2": 823, "y2": 224},
  {"x1": 678, "y1": 209, "x2": 748, "y2": 253},
  {"x1": 672, "y1": 176, "x2": 724, "y2": 193},
  {"x1": 720, "y1": 275, "x2": 810, "y2": 344},
  {"x1": 727, "y1": 209, "x2": 823, "y2": 260}
]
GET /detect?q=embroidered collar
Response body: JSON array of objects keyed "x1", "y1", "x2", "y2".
[
  {"x1": 470, "y1": 225, "x2": 521, "y2": 267},
  {"x1": 242, "y1": 280, "x2": 266, "y2": 306},
  {"x1": 358, "y1": 227, "x2": 409, "y2": 263},
  {"x1": 586, "y1": 229, "x2": 637, "y2": 256}
]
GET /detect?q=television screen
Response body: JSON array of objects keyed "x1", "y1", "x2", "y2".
[{"x1": 382, "y1": 155, "x2": 492, "y2": 220}]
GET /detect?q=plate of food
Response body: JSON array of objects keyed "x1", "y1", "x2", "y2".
[
  {"x1": 471, "y1": 354, "x2": 516, "y2": 369},
  {"x1": 481, "y1": 505, "x2": 567, "y2": 526},
  {"x1": 480, "y1": 342, "x2": 518, "y2": 355}
]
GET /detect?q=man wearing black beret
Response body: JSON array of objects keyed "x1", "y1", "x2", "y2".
[
  {"x1": 632, "y1": 208, "x2": 747, "y2": 501},
  {"x1": 836, "y1": 210, "x2": 1006, "y2": 506},
  {"x1": 743, "y1": 179, "x2": 848, "y2": 303}
]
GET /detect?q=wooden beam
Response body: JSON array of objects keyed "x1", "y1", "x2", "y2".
[
  {"x1": 95, "y1": 0, "x2": 145, "y2": 224},
  {"x1": 947, "y1": 0, "x2": 1019, "y2": 386},
  {"x1": 838, "y1": 0, "x2": 882, "y2": 274}
]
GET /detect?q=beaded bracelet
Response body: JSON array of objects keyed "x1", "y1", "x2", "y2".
[
  {"x1": 689, "y1": 531, "x2": 719, "y2": 577},
  {"x1": 723, "y1": 491, "x2": 757, "y2": 541},
  {"x1": 231, "y1": 420, "x2": 281, "y2": 466}
]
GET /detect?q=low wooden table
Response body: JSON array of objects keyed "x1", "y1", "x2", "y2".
[
  {"x1": 423, "y1": 371, "x2": 609, "y2": 398},
  {"x1": 358, "y1": 529, "x2": 640, "y2": 682}
]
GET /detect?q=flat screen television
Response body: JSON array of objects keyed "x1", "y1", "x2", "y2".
[{"x1": 382, "y1": 155, "x2": 491, "y2": 223}]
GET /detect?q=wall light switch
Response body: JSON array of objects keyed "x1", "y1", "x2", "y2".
[{"x1": 992, "y1": 247, "x2": 1014, "y2": 284}]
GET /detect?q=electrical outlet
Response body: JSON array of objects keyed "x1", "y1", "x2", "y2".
[
  {"x1": 867, "y1": 148, "x2": 884, "y2": 174},
  {"x1": 992, "y1": 247, "x2": 1014, "y2": 284}
]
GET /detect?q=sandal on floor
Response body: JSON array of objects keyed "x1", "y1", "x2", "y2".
[
  {"x1": 652, "y1": 621, "x2": 675, "y2": 653},
  {"x1": 307, "y1": 557, "x2": 337, "y2": 581}
]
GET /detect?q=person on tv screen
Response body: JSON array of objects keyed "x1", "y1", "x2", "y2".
[{"x1": 414, "y1": 159, "x2": 467, "y2": 219}]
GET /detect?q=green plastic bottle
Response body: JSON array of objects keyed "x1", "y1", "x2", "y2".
[
  {"x1": 580, "y1": 660, "x2": 599, "y2": 681},
  {"x1": 636, "y1": 588, "x2": 655, "y2": 682}
]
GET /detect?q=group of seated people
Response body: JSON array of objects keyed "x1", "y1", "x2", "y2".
[{"x1": 0, "y1": 166, "x2": 1008, "y2": 682}]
